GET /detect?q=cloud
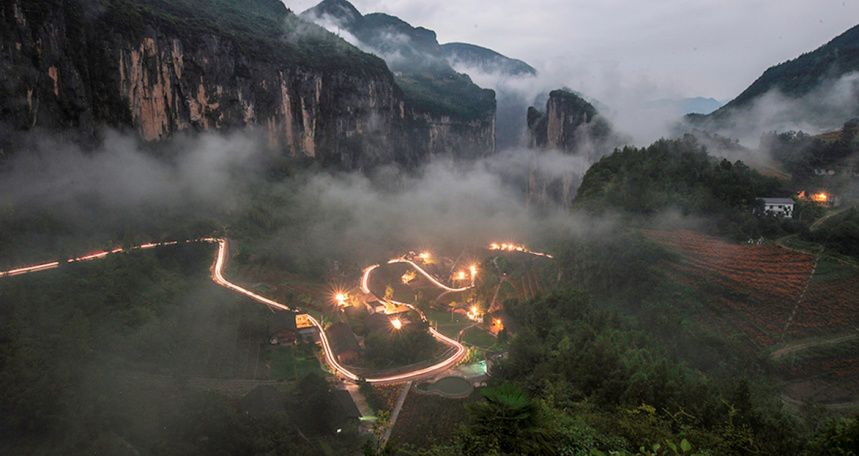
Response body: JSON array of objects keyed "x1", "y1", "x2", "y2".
[
  {"x1": 681, "y1": 71, "x2": 859, "y2": 153},
  {"x1": 0, "y1": 130, "x2": 262, "y2": 212}
]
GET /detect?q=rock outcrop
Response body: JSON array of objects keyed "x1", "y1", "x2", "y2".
[
  {"x1": 527, "y1": 90, "x2": 611, "y2": 157},
  {"x1": 0, "y1": 0, "x2": 494, "y2": 167},
  {"x1": 525, "y1": 89, "x2": 615, "y2": 208}
]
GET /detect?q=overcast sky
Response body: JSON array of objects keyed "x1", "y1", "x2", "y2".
[{"x1": 286, "y1": 0, "x2": 859, "y2": 101}]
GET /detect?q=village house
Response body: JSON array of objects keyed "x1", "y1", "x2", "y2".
[
  {"x1": 326, "y1": 322, "x2": 360, "y2": 365},
  {"x1": 268, "y1": 311, "x2": 298, "y2": 346},
  {"x1": 759, "y1": 197, "x2": 795, "y2": 218}
]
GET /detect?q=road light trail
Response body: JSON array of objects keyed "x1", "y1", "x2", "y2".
[
  {"x1": 387, "y1": 258, "x2": 472, "y2": 292},
  {"x1": 1, "y1": 238, "x2": 466, "y2": 384},
  {"x1": 488, "y1": 242, "x2": 554, "y2": 259}
]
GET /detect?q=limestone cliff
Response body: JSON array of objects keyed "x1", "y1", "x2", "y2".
[
  {"x1": 526, "y1": 89, "x2": 615, "y2": 208},
  {"x1": 302, "y1": 0, "x2": 496, "y2": 160},
  {"x1": 0, "y1": 0, "x2": 494, "y2": 167},
  {"x1": 527, "y1": 90, "x2": 611, "y2": 157}
]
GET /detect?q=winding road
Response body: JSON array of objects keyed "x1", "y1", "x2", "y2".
[{"x1": 0, "y1": 238, "x2": 466, "y2": 384}]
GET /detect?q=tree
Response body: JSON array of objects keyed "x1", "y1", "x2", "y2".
[{"x1": 464, "y1": 383, "x2": 557, "y2": 455}]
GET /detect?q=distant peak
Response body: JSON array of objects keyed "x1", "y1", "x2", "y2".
[{"x1": 302, "y1": 0, "x2": 363, "y2": 26}]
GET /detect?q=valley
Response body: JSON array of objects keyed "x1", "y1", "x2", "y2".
[{"x1": 2, "y1": 1, "x2": 859, "y2": 455}]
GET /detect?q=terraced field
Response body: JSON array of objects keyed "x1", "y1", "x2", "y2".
[
  {"x1": 643, "y1": 229, "x2": 817, "y2": 346},
  {"x1": 643, "y1": 229, "x2": 859, "y2": 407}
]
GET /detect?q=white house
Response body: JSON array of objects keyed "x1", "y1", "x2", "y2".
[{"x1": 759, "y1": 197, "x2": 795, "y2": 218}]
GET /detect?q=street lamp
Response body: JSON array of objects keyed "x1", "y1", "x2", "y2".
[
  {"x1": 335, "y1": 292, "x2": 347, "y2": 306},
  {"x1": 390, "y1": 317, "x2": 403, "y2": 330}
]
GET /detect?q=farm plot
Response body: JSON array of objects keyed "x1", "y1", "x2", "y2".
[
  {"x1": 643, "y1": 229, "x2": 818, "y2": 347},
  {"x1": 785, "y1": 258, "x2": 859, "y2": 339}
]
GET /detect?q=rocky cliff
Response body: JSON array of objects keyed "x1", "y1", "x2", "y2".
[
  {"x1": 0, "y1": 0, "x2": 493, "y2": 167},
  {"x1": 527, "y1": 90, "x2": 611, "y2": 156},
  {"x1": 302, "y1": 0, "x2": 496, "y2": 159},
  {"x1": 526, "y1": 89, "x2": 615, "y2": 207}
]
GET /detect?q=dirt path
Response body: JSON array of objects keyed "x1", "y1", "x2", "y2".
[
  {"x1": 770, "y1": 331, "x2": 859, "y2": 361},
  {"x1": 781, "y1": 251, "x2": 823, "y2": 338},
  {"x1": 810, "y1": 204, "x2": 854, "y2": 232},
  {"x1": 344, "y1": 383, "x2": 373, "y2": 418},
  {"x1": 381, "y1": 381, "x2": 412, "y2": 448},
  {"x1": 781, "y1": 393, "x2": 859, "y2": 412}
]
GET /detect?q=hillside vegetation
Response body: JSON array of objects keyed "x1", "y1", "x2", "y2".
[{"x1": 574, "y1": 136, "x2": 785, "y2": 238}]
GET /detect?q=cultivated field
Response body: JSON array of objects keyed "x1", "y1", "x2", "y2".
[{"x1": 643, "y1": 229, "x2": 859, "y2": 406}]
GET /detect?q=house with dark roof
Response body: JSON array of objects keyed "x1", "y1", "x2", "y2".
[{"x1": 326, "y1": 322, "x2": 360, "y2": 364}]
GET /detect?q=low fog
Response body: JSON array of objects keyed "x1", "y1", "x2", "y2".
[
  {"x1": 688, "y1": 72, "x2": 859, "y2": 144},
  {"x1": 0, "y1": 130, "x2": 603, "y2": 269}
]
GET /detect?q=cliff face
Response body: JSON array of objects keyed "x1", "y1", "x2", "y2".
[
  {"x1": 527, "y1": 90, "x2": 610, "y2": 157},
  {"x1": 302, "y1": 0, "x2": 496, "y2": 160},
  {"x1": 526, "y1": 90, "x2": 614, "y2": 208},
  {"x1": 0, "y1": 0, "x2": 492, "y2": 167}
]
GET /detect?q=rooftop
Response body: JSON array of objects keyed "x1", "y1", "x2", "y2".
[{"x1": 759, "y1": 197, "x2": 795, "y2": 205}]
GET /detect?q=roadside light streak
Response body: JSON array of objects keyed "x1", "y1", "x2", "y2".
[
  {"x1": 0, "y1": 261, "x2": 61, "y2": 277},
  {"x1": 488, "y1": 242, "x2": 554, "y2": 259},
  {"x1": 387, "y1": 258, "x2": 472, "y2": 292},
  {"x1": 1, "y1": 238, "x2": 466, "y2": 384},
  {"x1": 361, "y1": 264, "x2": 380, "y2": 294}
]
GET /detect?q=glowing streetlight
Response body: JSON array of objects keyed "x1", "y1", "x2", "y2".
[
  {"x1": 390, "y1": 318, "x2": 403, "y2": 330},
  {"x1": 456, "y1": 271, "x2": 467, "y2": 281},
  {"x1": 418, "y1": 251, "x2": 431, "y2": 261},
  {"x1": 335, "y1": 292, "x2": 348, "y2": 306},
  {"x1": 469, "y1": 264, "x2": 478, "y2": 281}
]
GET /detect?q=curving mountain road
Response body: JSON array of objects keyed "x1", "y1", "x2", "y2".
[{"x1": 1, "y1": 238, "x2": 466, "y2": 384}]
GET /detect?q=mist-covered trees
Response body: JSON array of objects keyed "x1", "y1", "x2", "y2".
[
  {"x1": 574, "y1": 135, "x2": 783, "y2": 238},
  {"x1": 576, "y1": 135, "x2": 781, "y2": 214},
  {"x1": 763, "y1": 119, "x2": 859, "y2": 181}
]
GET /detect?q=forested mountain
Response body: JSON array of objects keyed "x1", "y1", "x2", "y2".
[
  {"x1": 301, "y1": 0, "x2": 495, "y2": 122},
  {"x1": 0, "y1": 0, "x2": 495, "y2": 166},
  {"x1": 688, "y1": 23, "x2": 859, "y2": 130},
  {"x1": 441, "y1": 42, "x2": 537, "y2": 77}
]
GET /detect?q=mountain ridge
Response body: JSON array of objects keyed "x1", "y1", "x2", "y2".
[{"x1": 689, "y1": 23, "x2": 859, "y2": 125}]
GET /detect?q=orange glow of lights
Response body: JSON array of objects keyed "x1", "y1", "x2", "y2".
[
  {"x1": 797, "y1": 191, "x2": 832, "y2": 205},
  {"x1": 488, "y1": 241, "x2": 554, "y2": 259},
  {"x1": 418, "y1": 251, "x2": 431, "y2": 261},
  {"x1": 335, "y1": 292, "x2": 348, "y2": 306},
  {"x1": 390, "y1": 318, "x2": 403, "y2": 330},
  {"x1": 456, "y1": 271, "x2": 467, "y2": 281}
]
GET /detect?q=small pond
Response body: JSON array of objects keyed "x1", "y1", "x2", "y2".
[{"x1": 416, "y1": 376, "x2": 473, "y2": 398}]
